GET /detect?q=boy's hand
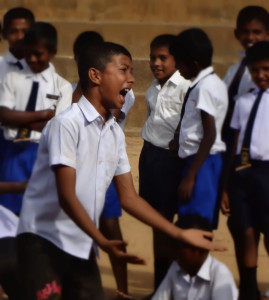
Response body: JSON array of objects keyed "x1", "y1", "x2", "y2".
[
  {"x1": 220, "y1": 191, "x2": 231, "y2": 216},
  {"x1": 180, "y1": 229, "x2": 227, "y2": 251},
  {"x1": 42, "y1": 108, "x2": 55, "y2": 120},
  {"x1": 101, "y1": 240, "x2": 146, "y2": 265},
  {"x1": 177, "y1": 174, "x2": 195, "y2": 203}
]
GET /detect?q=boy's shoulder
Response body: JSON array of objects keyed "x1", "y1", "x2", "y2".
[
  {"x1": 208, "y1": 255, "x2": 234, "y2": 277},
  {"x1": 195, "y1": 67, "x2": 227, "y2": 93}
]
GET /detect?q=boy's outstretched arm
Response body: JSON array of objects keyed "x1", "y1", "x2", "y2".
[
  {"x1": 178, "y1": 111, "x2": 216, "y2": 202},
  {"x1": 113, "y1": 172, "x2": 226, "y2": 251},
  {"x1": 53, "y1": 165, "x2": 146, "y2": 264}
]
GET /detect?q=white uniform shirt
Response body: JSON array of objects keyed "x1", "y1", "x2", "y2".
[
  {"x1": 0, "y1": 50, "x2": 28, "y2": 80},
  {"x1": 0, "y1": 64, "x2": 72, "y2": 142},
  {"x1": 231, "y1": 88, "x2": 269, "y2": 160},
  {"x1": 141, "y1": 71, "x2": 190, "y2": 149},
  {"x1": 152, "y1": 256, "x2": 238, "y2": 300},
  {"x1": 0, "y1": 205, "x2": 18, "y2": 238},
  {"x1": 179, "y1": 66, "x2": 228, "y2": 158},
  {"x1": 223, "y1": 52, "x2": 257, "y2": 100},
  {"x1": 17, "y1": 96, "x2": 130, "y2": 259}
]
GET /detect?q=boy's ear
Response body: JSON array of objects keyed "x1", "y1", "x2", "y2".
[{"x1": 88, "y1": 67, "x2": 102, "y2": 85}]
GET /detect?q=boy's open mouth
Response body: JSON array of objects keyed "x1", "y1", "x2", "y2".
[{"x1": 120, "y1": 88, "x2": 130, "y2": 97}]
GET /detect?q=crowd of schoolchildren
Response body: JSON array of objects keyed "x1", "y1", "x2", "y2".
[{"x1": 0, "y1": 4, "x2": 269, "y2": 300}]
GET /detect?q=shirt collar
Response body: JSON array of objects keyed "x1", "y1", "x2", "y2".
[
  {"x1": 4, "y1": 50, "x2": 27, "y2": 67},
  {"x1": 77, "y1": 96, "x2": 115, "y2": 126},
  {"x1": 252, "y1": 87, "x2": 269, "y2": 96},
  {"x1": 25, "y1": 63, "x2": 54, "y2": 82},
  {"x1": 196, "y1": 254, "x2": 212, "y2": 281},
  {"x1": 154, "y1": 70, "x2": 182, "y2": 90},
  {"x1": 176, "y1": 254, "x2": 212, "y2": 283},
  {"x1": 191, "y1": 66, "x2": 214, "y2": 87}
]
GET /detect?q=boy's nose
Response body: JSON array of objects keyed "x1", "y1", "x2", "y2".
[
  {"x1": 128, "y1": 72, "x2": 135, "y2": 84},
  {"x1": 16, "y1": 29, "x2": 25, "y2": 40}
]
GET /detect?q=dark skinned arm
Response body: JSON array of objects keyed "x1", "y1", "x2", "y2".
[
  {"x1": 53, "y1": 165, "x2": 145, "y2": 264},
  {"x1": 178, "y1": 110, "x2": 216, "y2": 202},
  {"x1": 0, "y1": 107, "x2": 55, "y2": 129},
  {"x1": 113, "y1": 172, "x2": 226, "y2": 251}
]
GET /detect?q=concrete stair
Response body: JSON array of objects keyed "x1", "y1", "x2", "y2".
[{"x1": 0, "y1": 20, "x2": 243, "y2": 134}]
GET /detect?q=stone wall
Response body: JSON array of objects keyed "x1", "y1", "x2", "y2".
[{"x1": 1, "y1": 0, "x2": 269, "y2": 132}]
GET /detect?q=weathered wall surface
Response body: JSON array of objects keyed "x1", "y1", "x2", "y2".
[{"x1": 1, "y1": 0, "x2": 269, "y2": 132}]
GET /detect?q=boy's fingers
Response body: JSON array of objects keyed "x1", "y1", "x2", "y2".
[{"x1": 120, "y1": 253, "x2": 146, "y2": 265}]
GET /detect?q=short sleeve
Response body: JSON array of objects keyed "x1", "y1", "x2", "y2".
[
  {"x1": 0, "y1": 72, "x2": 16, "y2": 109},
  {"x1": 196, "y1": 87, "x2": 217, "y2": 117},
  {"x1": 48, "y1": 116, "x2": 78, "y2": 169},
  {"x1": 113, "y1": 128, "x2": 130, "y2": 176},
  {"x1": 55, "y1": 81, "x2": 73, "y2": 115}
]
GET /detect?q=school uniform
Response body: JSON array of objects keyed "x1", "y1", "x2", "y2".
[
  {"x1": 178, "y1": 66, "x2": 228, "y2": 225},
  {"x1": 223, "y1": 52, "x2": 257, "y2": 98},
  {"x1": 101, "y1": 89, "x2": 135, "y2": 218},
  {"x1": 0, "y1": 64, "x2": 72, "y2": 213},
  {"x1": 0, "y1": 50, "x2": 27, "y2": 80},
  {"x1": 0, "y1": 50, "x2": 29, "y2": 183},
  {"x1": 223, "y1": 52, "x2": 257, "y2": 150},
  {"x1": 17, "y1": 96, "x2": 130, "y2": 299},
  {"x1": 139, "y1": 71, "x2": 190, "y2": 218},
  {"x1": 228, "y1": 89, "x2": 269, "y2": 234},
  {"x1": 152, "y1": 256, "x2": 238, "y2": 300}
]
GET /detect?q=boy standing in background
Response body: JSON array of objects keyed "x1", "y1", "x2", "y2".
[
  {"x1": 222, "y1": 6, "x2": 269, "y2": 146},
  {"x1": 0, "y1": 22, "x2": 72, "y2": 214},
  {"x1": 170, "y1": 28, "x2": 228, "y2": 228},
  {"x1": 221, "y1": 41, "x2": 269, "y2": 300},
  {"x1": 139, "y1": 34, "x2": 190, "y2": 290}
]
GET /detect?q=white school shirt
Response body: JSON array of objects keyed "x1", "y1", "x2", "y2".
[
  {"x1": 178, "y1": 66, "x2": 228, "y2": 158},
  {"x1": 17, "y1": 96, "x2": 130, "y2": 259},
  {"x1": 223, "y1": 52, "x2": 257, "y2": 99},
  {"x1": 0, "y1": 50, "x2": 28, "y2": 80},
  {"x1": 0, "y1": 205, "x2": 18, "y2": 238},
  {"x1": 0, "y1": 64, "x2": 72, "y2": 142},
  {"x1": 230, "y1": 88, "x2": 269, "y2": 160},
  {"x1": 141, "y1": 71, "x2": 190, "y2": 149},
  {"x1": 152, "y1": 256, "x2": 238, "y2": 300}
]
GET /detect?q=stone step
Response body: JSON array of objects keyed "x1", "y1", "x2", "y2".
[
  {"x1": 0, "y1": 21, "x2": 241, "y2": 63},
  {"x1": 52, "y1": 56, "x2": 233, "y2": 93},
  {"x1": 51, "y1": 21, "x2": 240, "y2": 62}
]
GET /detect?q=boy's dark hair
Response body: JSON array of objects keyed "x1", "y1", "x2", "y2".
[
  {"x1": 170, "y1": 28, "x2": 213, "y2": 68},
  {"x1": 78, "y1": 41, "x2": 132, "y2": 92},
  {"x1": 3, "y1": 7, "x2": 34, "y2": 33},
  {"x1": 246, "y1": 41, "x2": 269, "y2": 65},
  {"x1": 150, "y1": 34, "x2": 176, "y2": 50},
  {"x1": 73, "y1": 31, "x2": 104, "y2": 59},
  {"x1": 236, "y1": 6, "x2": 269, "y2": 30},
  {"x1": 175, "y1": 214, "x2": 212, "y2": 232},
  {"x1": 24, "y1": 22, "x2": 57, "y2": 53}
]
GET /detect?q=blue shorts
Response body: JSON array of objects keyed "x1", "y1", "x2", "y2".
[
  {"x1": 0, "y1": 141, "x2": 38, "y2": 214},
  {"x1": 101, "y1": 182, "x2": 122, "y2": 219},
  {"x1": 178, "y1": 154, "x2": 223, "y2": 225}
]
